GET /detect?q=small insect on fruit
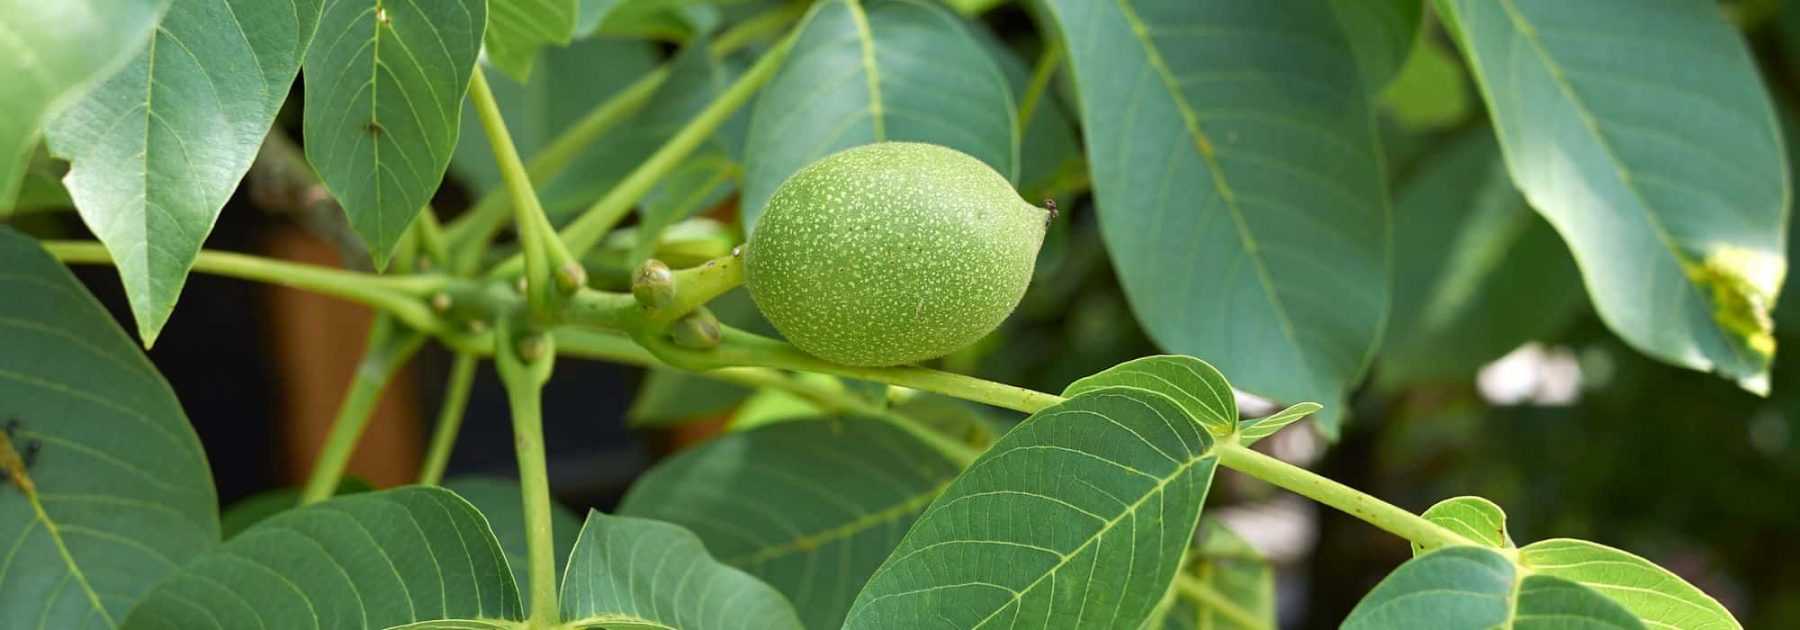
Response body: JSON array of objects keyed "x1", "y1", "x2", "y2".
[{"x1": 745, "y1": 142, "x2": 1050, "y2": 367}]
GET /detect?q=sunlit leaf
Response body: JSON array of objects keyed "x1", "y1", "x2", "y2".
[
  {"x1": 1062, "y1": 355, "x2": 1236, "y2": 435},
  {"x1": 484, "y1": 0, "x2": 577, "y2": 81},
  {"x1": 845, "y1": 387, "x2": 1217, "y2": 628},
  {"x1": 740, "y1": 0, "x2": 1018, "y2": 226},
  {"x1": 560, "y1": 511, "x2": 804, "y2": 629},
  {"x1": 1043, "y1": 0, "x2": 1391, "y2": 436},
  {"x1": 304, "y1": 0, "x2": 485, "y2": 267},
  {"x1": 1520, "y1": 539, "x2": 1740, "y2": 630},
  {"x1": 1411, "y1": 496, "x2": 1512, "y2": 556},
  {"x1": 1237, "y1": 401, "x2": 1322, "y2": 445},
  {"x1": 46, "y1": 0, "x2": 323, "y2": 345},
  {"x1": 1437, "y1": 0, "x2": 1790, "y2": 393},
  {"x1": 1344, "y1": 546, "x2": 1643, "y2": 629},
  {"x1": 0, "y1": 227, "x2": 218, "y2": 629},
  {"x1": 619, "y1": 417, "x2": 959, "y2": 629},
  {"x1": 122, "y1": 486, "x2": 523, "y2": 628},
  {"x1": 0, "y1": 0, "x2": 166, "y2": 207}
]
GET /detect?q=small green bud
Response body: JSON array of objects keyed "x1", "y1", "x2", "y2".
[
  {"x1": 633, "y1": 259, "x2": 676, "y2": 310},
  {"x1": 516, "y1": 333, "x2": 550, "y2": 362},
  {"x1": 556, "y1": 261, "x2": 589, "y2": 293},
  {"x1": 669, "y1": 307, "x2": 721, "y2": 350},
  {"x1": 430, "y1": 292, "x2": 453, "y2": 313}
]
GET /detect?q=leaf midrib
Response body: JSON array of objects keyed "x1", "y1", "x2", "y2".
[
  {"x1": 725, "y1": 480, "x2": 947, "y2": 567},
  {"x1": 0, "y1": 431, "x2": 115, "y2": 627},
  {"x1": 1109, "y1": 0, "x2": 1321, "y2": 391}
]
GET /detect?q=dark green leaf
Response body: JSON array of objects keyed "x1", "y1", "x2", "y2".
[
  {"x1": 1062, "y1": 355, "x2": 1237, "y2": 435},
  {"x1": 122, "y1": 486, "x2": 522, "y2": 628},
  {"x1": 219, "y1": 477, "x2": 373, "y2": 539},
  {"x1": 304, "y1": 0, "x2": 486, "y2": 267},
  {"x1": 449, "y1": 37, "x2": 660, "y2": 217},
  {"x1": 1043, "y1": 0, "x2": 1391, "y2": 436},
  {"x1": 1330, "y1": 0, "x2": 1425, "y2": 92},
  {"x1": 971, "y1": 28, "x2": 1082, "y2": 202},
  {"x1": 0, "y1": 0, "x2": 165, "y2": 207},
  {"x1": 1344, "y1": 546, "x2": 1643, "y2": 629},
  {"x1": 1520, "y1": 539, "x2": 1740, "y2": 630},
  {"x1": 844, "y1": 387, "x2": 1217, "y2": 628},
  {"x1": 1436, "y1": 0, "x2": 1789, "y2": 393},
  {"x1": 1379, "y1": 131, "x2": 1585, "y2": 388},
  {"x1": 46, "y1": 0, "x2": 323, "y2": 345},
  {"x1": 618, "y1": 417, "x2": 959, "y2": 629},
  {"x1": 444, "y1": 476, "x2": 582, "y2": 610},
  {"x1": 1411, "y1": 496, "x2": 1512, "y2": 556},
  {"x1": 560, "y1": 511, "x2": 805, "y2": 629},
  {"x1": 484, "y1": 0, "x2": 577, "y2": 81},
  {"x1": 577, "y1": 0, "x2": 717, "y2": 40},
  {"x1": 0, "y1": 227, "x2": 218, "y2": 629},
  {"x1": 626, "y1": 368, "x2": 751, "y2": 427},
  {"x1": 740, "y1": 0, "x2": 1019, "y2": 226}
]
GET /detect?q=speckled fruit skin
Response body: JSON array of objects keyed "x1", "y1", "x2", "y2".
[{"x1": 745, "y1": 142, "x2": 1048, "y2": 367}]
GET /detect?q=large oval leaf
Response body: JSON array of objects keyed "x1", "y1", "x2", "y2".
[
  {"x1": 483, "y1": 0, "x2": 576, "y2": 82},
  {"x1": 122, "y1": 486, "x2": 522, "y2": 628},
  {"x1": 1344, "y1": 546, "x2": 1643, "y2": 629},
  {"x1": 0, "y1": 228, "x2": 219, "y2": 629},
  {"x1": 304, "y1": 0, "x2": 485, "y2": 267},
  {"x1": 740, "y1": 0, "x2": 1018, "y2": 226},
  {"x1": 844, "y1": 387, "x2": 1217, "y2": 629},
  {"x1": 1378, "y1": 130, "x2": 1585, "y2": 388},
  {"x1": 1043, "y1": 0, "x2": 1391, "y2": 436},
  {"x1": 45, "y1": 0, "x2": 323, "y2": 345},
  {"x1": 1520, "y1": 539, "x2": 1739, "y2": 630},
  {"x1": 618, "y1": 417, "x2": 959, "y2": 629},
  {"x1": 0, "y1": 0, "x2": 166, "y2": 207},
  {"x1": 1436, "y1": 0, "x2": 1790, "y2": 393},
  {"x1": 560, "y1": 511, "x2": 805, "y2": 630},
  {"x1": 1062, "y1": 355, "x2": 1237, "y2": 435}
]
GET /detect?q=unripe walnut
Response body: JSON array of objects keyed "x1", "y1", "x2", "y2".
[{"x1": 745, "y1": 142, "x2": 1048, "y2": 367}]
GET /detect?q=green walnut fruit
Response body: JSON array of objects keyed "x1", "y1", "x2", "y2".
[{"x1": 745, "y1": 142, "x2": 1049, "y2": 367}]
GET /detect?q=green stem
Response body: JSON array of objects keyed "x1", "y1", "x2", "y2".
[
  {"x1": 445, "y1": 66, "x2": 672, "y2": 273},
  {"x1": 45, "y1": 240, "x2": 449, "y2": 335},
  {"x1": 300, "y1": 316, "x2": 425, "y2": 504},
  {"x1": 469, "y1": 69, "x2": 580, "y2": 320},
  {"x1": 649, "y1": 253, "x2": 744, "y2": 326},
  {"x1": 1215, "y1": 443, "x2": 1473, "y2": 550},
  {"x1": 418, "y1": 352, "x2": 479, "y2": 486},
  {"x1": 495, "y1": 321, "x2": 560, "y2": 625},
  {"x1": 710, "y1": 1, "x2": 807, "y2": 56},
  {"x1": 1175, "y1": 575, "x2": 1271, "y2": 630},
  {"x1": 493, "y1": 30, "x2": 800, "y2": 278}
]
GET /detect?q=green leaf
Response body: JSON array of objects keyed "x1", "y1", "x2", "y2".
[
  {"x1": 1160, "y1": 520, "x2": 1276, "y2": 630},
  {"x1": 0, "y1": 227, "x2": 219, "y2": 629},
  {"x1": 626, "y1": 368, "x2": 751, "y2": 427},
  {"x1": 739, "y1": 0, "x2": 1019, "y2": 226},
  {"x1": 1062, "y1": 355, "x2": 1237, "y2": 435},
  {"x1": 45, "y1": 0, "x2": 323, "y2": 345},
  {"x1": 1330, "y1": 0, "x2": 1425, "y2": 92},
  {"x1": 484, "y1": 0, "x2": 577, "y2": 82},
  {"x1": 971, "y1": 27, "x2": 1082, "y2": 202},
  {"x1": 1411, "y1": 496, "x2": 1513, "y2": 556},
  {"x1": 1520, "y1": 539, "x2": 1740, "y2": 630},
  {"x1": 1378, "y1": 131, "x2": 1585, "y2": 388},
  {"x1": 220, "y1": 477, "x2": 373, "y2": 539},
  {"x1": 449, "y1": 37, "x2": 660, "y2": 217},
  {"x1": 304, "y1": 0, "x2": 486, "y2": 267},
  {"x1": 618, "y1": 417, "x2": 960, "y2": 629},
  {"x1": 1436, "y1": 0, "x2": 1790, "y2": 393},
  {"x1": 0, "y1": 0, "x2": 166, "y2": 208},
  {"x1": 1237, "y1": 402, "x2": 1323, "y2": 445},
  {"x1": 559, "y1": 511, "x2": 805, "y2": 629},
  {"x1": 576, "y1": 0, "x2": 717, "y2": 40},
  {"x1": 1344, "y1": 546, "x2": 1644, "y2": 629},
  {"x1": 444, "y1": 476, "x2": 583, "y2": 610},
  {"x1": 1380, "y1": 36, "x2": 1473, "y2": 131},
  {"x1": 1043, "y1": 0, "x2": 1391, "y2": 436},
  {"x1": 844, "y1": 387, "x2": 1217, "y2": 628},
  {"x1": 122, "y1": 486, "x2": 523, "y2": 628}
]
